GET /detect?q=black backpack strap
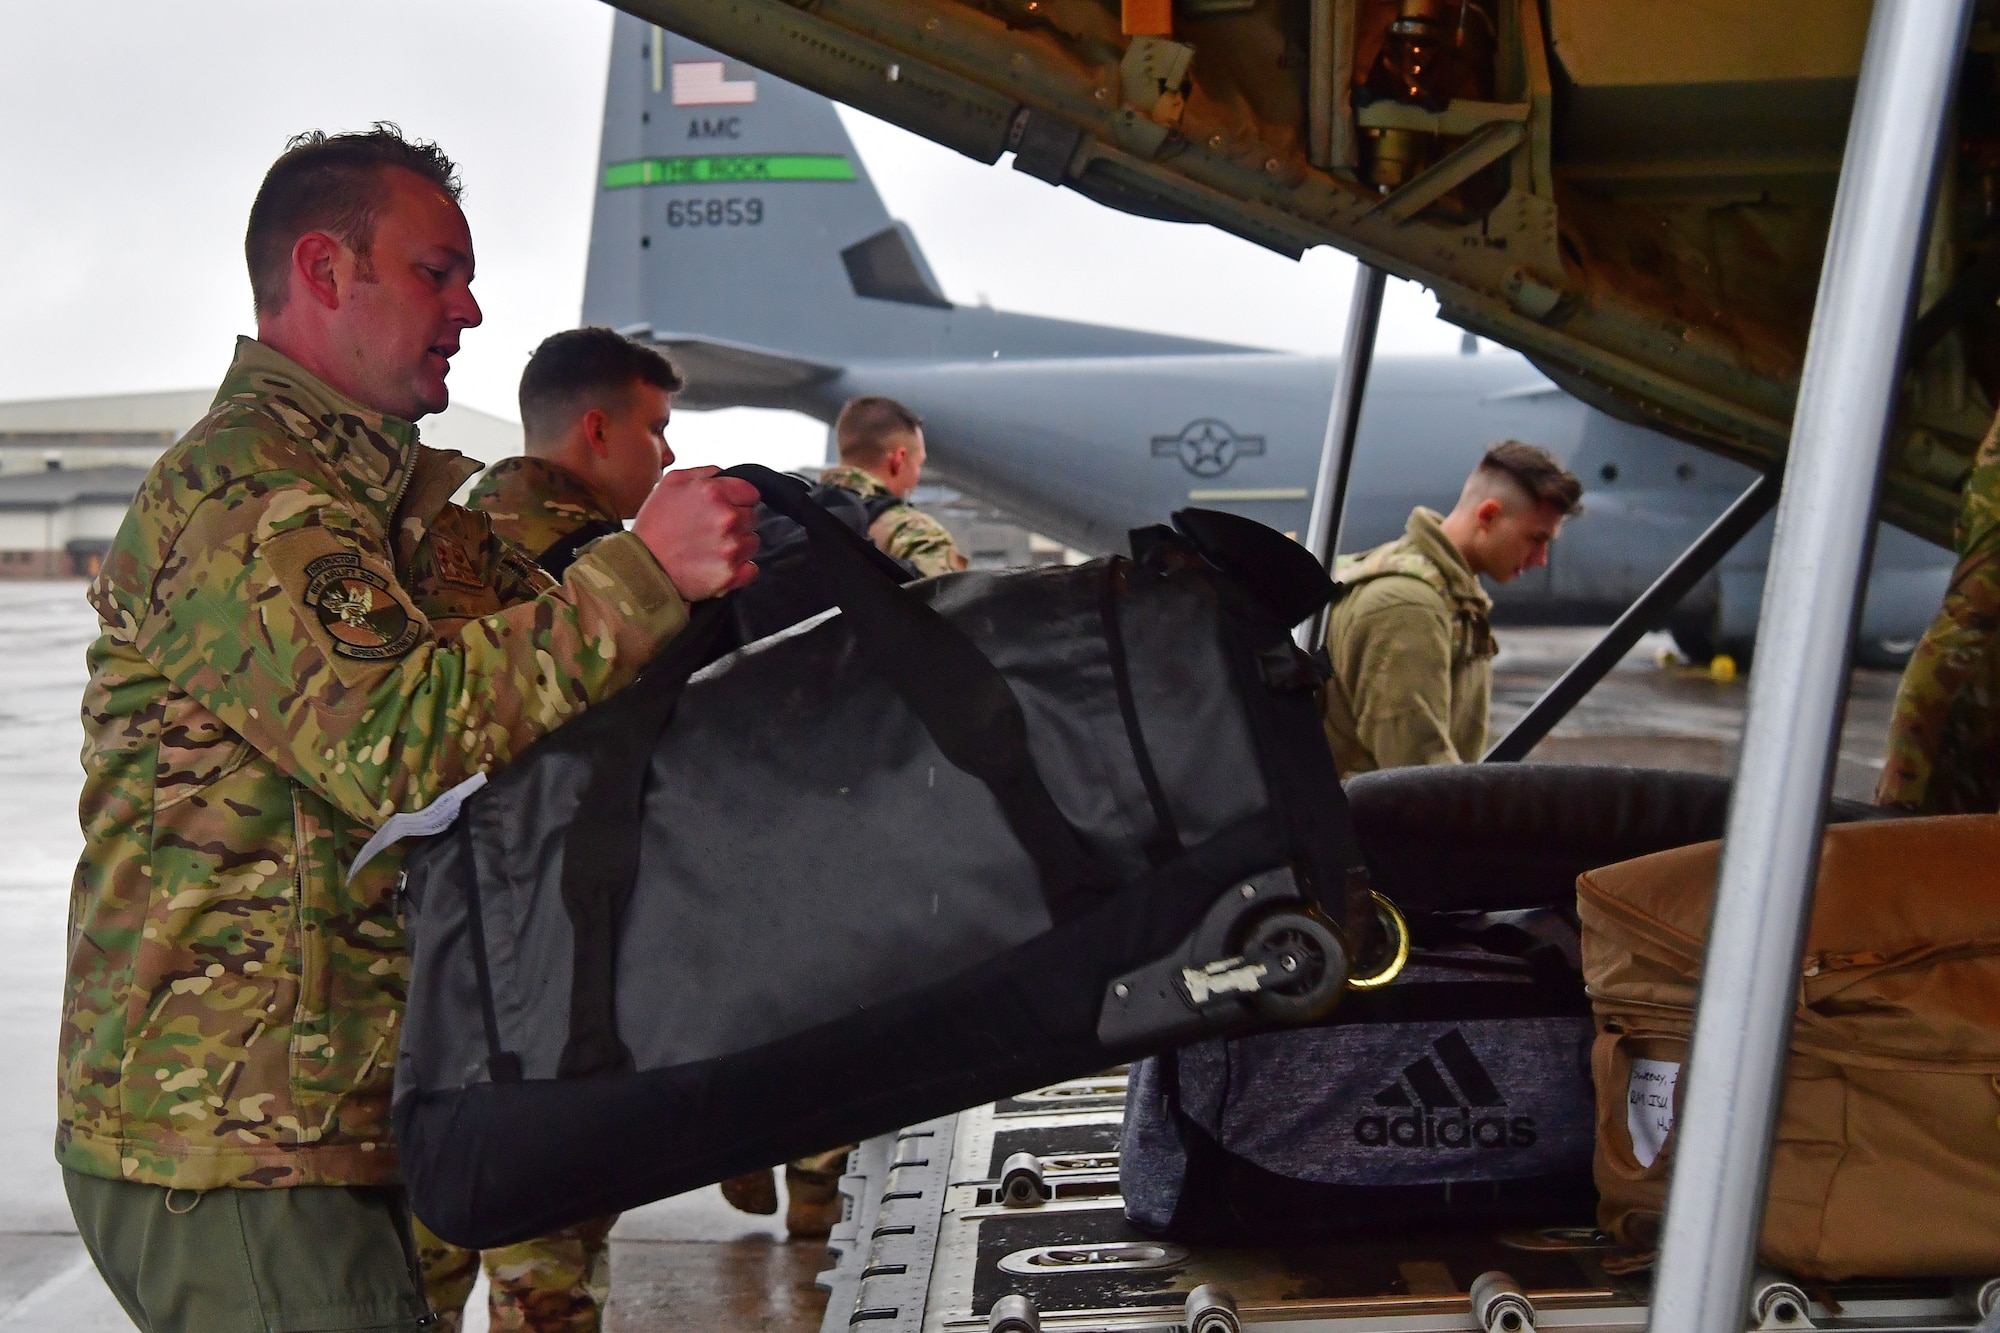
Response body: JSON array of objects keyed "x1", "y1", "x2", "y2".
[
  {"x1": 860, "y1": 491, "x2": 907, "y2": 524},
  {"x1": 726, "y1": 463, "x2": 1112, "y2": 917},
  {"x1": 537, "y1": 518, "x2": 628, "y2": 579},
  {"x1": 554, "y1": 602, "x2": 732, "y2": 1078}
]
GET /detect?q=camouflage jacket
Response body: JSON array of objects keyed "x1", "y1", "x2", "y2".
[
  {"x1": 1321, "y1": 507, "x2": 1496, "y2": 775},
  {"x1": 818, "y1": 465, "x2": 967, "y2": 577},
  {"x1": 1879, "y1": 413, "x2": 2000, "y2": 812},
  {"x1": 464, "y1": 455, "x2": 623, "y2": 571},
  {"x1": 60, "y1": 338, "x2": 689, "y2": 1191}
]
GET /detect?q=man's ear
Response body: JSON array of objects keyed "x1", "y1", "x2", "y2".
[
  {"x1": 291, "y1": 232, "x2": 344, "y2": 311},
  {"x1": 1475, "y1": 496, "x2": 1505, "y2": 527},
  {"x1": 581, "y1": 408, "x2": 611, "y2": 457}
]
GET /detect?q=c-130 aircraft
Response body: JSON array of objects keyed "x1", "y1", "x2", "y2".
[{"x1": 582, "y1": 22, "x2": 1952, "y2": 664}]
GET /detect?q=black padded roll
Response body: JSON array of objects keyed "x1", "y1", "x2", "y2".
[{"x1": 1345, "y1": 764, "x2": 1888, "y2": 913}]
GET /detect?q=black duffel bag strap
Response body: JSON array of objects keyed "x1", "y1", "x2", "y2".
[
  {"x1": 535, "y1": 517, "x2": 629, "y2": 580},
  {"x1": 555, "y1": 601, "x2": 732, "y2": 1079},
  {"x1": 725, "y1": 464, "x2": 1112, "y2": 916}
]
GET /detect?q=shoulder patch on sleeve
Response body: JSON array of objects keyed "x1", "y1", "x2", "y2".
[{"x1": 301, "y1": 551, "x2": 422, "y2": 661}]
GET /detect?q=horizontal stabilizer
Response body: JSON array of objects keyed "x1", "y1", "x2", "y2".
[
  {"x1": 627, "y1": 329, "x2": 842, "y2": 411},
  {"x1": 841, "y1": 223, "x2": 951, "y2": 309}
]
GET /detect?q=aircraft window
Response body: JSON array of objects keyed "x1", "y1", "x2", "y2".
[{"x1": 1599, "y1": 463, "x2": 1618, "y2": 483}]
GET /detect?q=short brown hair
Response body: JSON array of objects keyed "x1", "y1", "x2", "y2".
[
  {"x1": 835, "y1": 396, "x2": 923, "y2": 468},
  {"x1": 1478, "y1": 440, "x2": 1584, "y2": 517},
  {"x1": 245, "y1": 124, "x2": 462, "y2": 317},
  {"x1": 518, "y1": 328, "x2": 685, "y2": 445}
]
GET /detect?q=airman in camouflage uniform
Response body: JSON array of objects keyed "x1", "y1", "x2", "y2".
[
  {"x1": 718, "y1": 395, "x2": 954, "y2": 1239},
  {"x1": 1321, "y1": 443, "x2": 1581, "y2": 774},
  {"x1": 59, "y1": 334, "x2": 690, "y2": 1190},
  {"x1": 1879, "y1": 412, "x2": 2000, "y2": 812},
  {"x1": 817, "y1": 463, "x2": 965, "y2": 577},
  {"x1": 814, "y1": 395, "x2": 966, "y2": 578},
  {"x1": 409, "y1": 329, "x2": 688, "y2": 1331},
  {"x1": 59, "y1": 339, "x2": 694, "y2": 1333},
  {"x1": 61, "y1": 131, "x2": 757, "y2": 1333}
]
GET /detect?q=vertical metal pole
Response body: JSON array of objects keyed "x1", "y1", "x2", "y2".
[
  {"x1": 1648, "y1": 5, "x2": 1970, "y2": 1332},
  {"x1": 1308, "y1": 0, "x2": 1334, "y2": 171},
  {"x1": 1330, "y1": 0, "x2": 1359, "y2": 174},
  {"x1": 1308, "y1": 0, "x2": 1360, "y2": 174},
  {"x1": 1298, "y1": 262, "x2": 1387, "y2": 650}
]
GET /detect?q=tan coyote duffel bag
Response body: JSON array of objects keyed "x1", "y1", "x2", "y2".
[{"x1": 1579, "y1": 814, "x2": 2000, "y2": 1278}]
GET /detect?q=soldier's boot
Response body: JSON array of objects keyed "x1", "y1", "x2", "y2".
[
  {"x1": 784, "y1": 1162, "x2": 845, "y2": 1240},
  {"x1": 719, "y1": 1168, "x2": 779, "y2": 1216}
]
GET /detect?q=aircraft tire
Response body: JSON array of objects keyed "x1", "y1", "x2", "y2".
[
  {"x1": 1853, "y1": 635, "x2": 1917, "y2": 670},
  {"x1": 1668, "y1": 612, "x2": 1718, "y2": 665}
]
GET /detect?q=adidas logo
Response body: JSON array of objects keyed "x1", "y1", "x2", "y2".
[{"x1": 1351, "y1": 1030, "x2": 1537, "y2": 1151}]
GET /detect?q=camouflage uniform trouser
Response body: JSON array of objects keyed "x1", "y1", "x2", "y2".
[{"x1": 414, "y1": 1215, "x2": 616, "y2": 1333}]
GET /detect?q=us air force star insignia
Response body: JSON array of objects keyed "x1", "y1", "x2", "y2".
[
  {"x1": 1150, "y1": 418, "x2": 1267, "y2": 478},
  {"x1": 303, "y1": 552, "x2": 420, "y2": 661}
]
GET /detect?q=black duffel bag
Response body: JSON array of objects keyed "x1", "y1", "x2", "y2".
[
  {"x1": 1121, "y1": 765, "x2": 1892, "y2": 1243},
  {"x1": 394, "y1": 465, "x2": 1382, "y2": 1248}
]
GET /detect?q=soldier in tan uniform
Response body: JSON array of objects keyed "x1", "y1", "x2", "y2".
[
  {"x1": 415, "y1": 328, "x2": 687, "y2": 1332},
  {"x1": 817, "y1": 395, "x2": 968, "y2": 577},
  {"x1": 58, "y1": 127, "x2": 760, "y2": 1332},
  {"x1": 1323, "y1": 441, "x2": 1581, "y2": 773}
]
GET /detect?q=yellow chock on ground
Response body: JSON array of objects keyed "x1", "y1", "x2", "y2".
[{"x1": 1708, "y1": 653, "x2": 1738, "y2": 683}]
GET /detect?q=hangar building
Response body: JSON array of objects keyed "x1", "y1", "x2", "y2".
[{"x1": 0, "y1": 389, "x2": 520, "y2": 577}]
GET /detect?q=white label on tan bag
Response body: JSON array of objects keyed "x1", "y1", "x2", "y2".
[{"x1": 1627, "y1": 1058, "x2": 1680, "y2": 1168}]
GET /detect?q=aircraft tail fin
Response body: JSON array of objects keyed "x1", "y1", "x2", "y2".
[
  {"x1": 583, "y1": 17, "x2": 960, "y2": 384},
  {"x1": 583, "y1": 16, "x2": 1243, "y2": 407}
]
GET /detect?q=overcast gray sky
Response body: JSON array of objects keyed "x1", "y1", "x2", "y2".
[{"x1": 0, "y1": 0, "x2": 1469, "y2": 468}]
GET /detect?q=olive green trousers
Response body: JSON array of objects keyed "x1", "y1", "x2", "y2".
[{"x1": 63, "y1": 1167, "x2": 433, "y2": 1332}]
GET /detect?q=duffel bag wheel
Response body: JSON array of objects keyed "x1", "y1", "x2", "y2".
[{"x1": 1242, "y1": 910, "x2": 1346, "y2": 1023}]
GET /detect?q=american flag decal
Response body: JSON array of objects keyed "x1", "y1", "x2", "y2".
[{"x1": 671, "y1": 61, "x2": 757, "y2": 107}]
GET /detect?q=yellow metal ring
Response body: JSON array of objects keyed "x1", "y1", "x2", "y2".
[{"x1": 1347, "y1": 891, "x2": 1410, "y2": 990}]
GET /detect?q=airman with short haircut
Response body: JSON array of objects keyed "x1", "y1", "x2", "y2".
[
  {"x1": 818, "y1": 395, "x2": 968, "y2": 577},
  {"x1": 466, "y1": 327, "x2": 685, "y2": 577},
  {"x1": 415, "y1": 328, "x2": 689, "y2": 1331},
  {"x1": 58, "y1": 124, "x2": 759, "y2": 1331},
  {"x1": 1322, "y1": 440, "x2": 1582, "y2": 774},
  {"x1": 718, "y1": 397, "x2": 959, "y2": 1237}
]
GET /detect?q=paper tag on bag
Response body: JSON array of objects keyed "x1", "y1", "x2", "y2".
[
  {"x1": 1626, "y1": 1057, "x2": 1680, "y2": 1168},
  {"x1": 346, "y1": 771, "x2": 487, "y2": 883}
]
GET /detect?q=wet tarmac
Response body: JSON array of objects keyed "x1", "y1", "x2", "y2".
[
  {"x1": 0, "y1": 583, "x2": 1904, "y2": 1326},
  {"x1": 1488, "y1": 625, "x2": 1897, "y2": 802}
]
